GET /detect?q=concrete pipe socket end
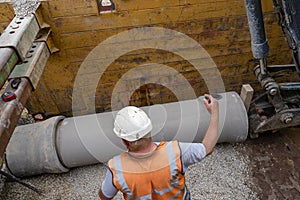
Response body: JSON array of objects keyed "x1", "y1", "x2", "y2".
[{"x1": 5, "y1": 116, "x2": 69, "y2": 177}]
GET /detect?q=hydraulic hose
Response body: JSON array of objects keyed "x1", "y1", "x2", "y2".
[{"x1": 244, "y1": 0, "x2": 270, "y2": 60}]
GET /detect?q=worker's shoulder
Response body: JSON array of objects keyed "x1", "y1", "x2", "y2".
[{"x1": 107, "y1": 153, "x2": 123, "y2": 167}]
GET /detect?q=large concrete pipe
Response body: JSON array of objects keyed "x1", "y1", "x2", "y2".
[{"x1": 5, "y1": 92, "x2": 248, "y2": 177}]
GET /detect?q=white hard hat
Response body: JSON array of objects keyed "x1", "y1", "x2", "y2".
[{"x1": 113, "y1": 106, "x2": 152, "y2": 141}]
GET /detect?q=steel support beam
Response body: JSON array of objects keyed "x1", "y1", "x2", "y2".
[
  {"x1": 9, "y1": 42, "x2": 50, "y2": 89},
  {"x1": 0, "y1": 78, "x2": 32, "y2": 157},
  {"x1": 0, "y1": 2, "x2": 55, "y2": 160},
  {"x1": 0, "y1": 5, "x2": 42, "y2": 89},
  {"x1": 0, "y1": 41, "x2": 50, "y2": 158},
  {"x1": 0, "y1": 14, "x2": 40, "y2": 62},
  {"x1": 0, "y1": 48, "x2": 18, "y2": 89}
]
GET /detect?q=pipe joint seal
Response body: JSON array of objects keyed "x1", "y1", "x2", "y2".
[{"x1": 5, "y1": 116, "x2": 69, "y2": 177}]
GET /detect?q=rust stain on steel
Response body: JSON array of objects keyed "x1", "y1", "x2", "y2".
[
  {"x1": 0, "y1": 48, "x2": 18, "y2": 89},
  {"x1": 9, "y1": 42, "x2": 50, "y2": 90},
  {"x1": 0, "y1": 78, "x2": 32, "y2": 157}
]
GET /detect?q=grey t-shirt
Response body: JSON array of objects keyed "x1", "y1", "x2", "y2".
[{"x1": 101, "y1": 142, "x2": 207, "y2": 198}]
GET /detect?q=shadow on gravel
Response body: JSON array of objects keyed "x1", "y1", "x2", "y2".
[{"x1": 242, "y1": 127, "x2": 300, "y2": 199}]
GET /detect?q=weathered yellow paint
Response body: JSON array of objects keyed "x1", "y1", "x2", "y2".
[
  {"x1": 44, "y1": 1, "x2": 246, "y2": 34},
  {"x1": 0, "y1": 4, "x2": 14, "y2": 21},
  {"x1": 0, "y1": 22, "x2": 7, "y2": 33},
  {"x1": 26, "y1": 0, "x2": 294, "y2": 116},
  {"x1": 43, "y1": 0, "x2": 99, "y2": 17},
  {"x1": 262, "y1": 0, "x2": 274, "y2": 12},
  {"x1": 0, "y1": 1, "x2": 14, "y2": 33}
]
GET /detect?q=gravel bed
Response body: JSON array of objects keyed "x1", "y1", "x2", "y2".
[
  {"x1": 186, "y1": 143, "x2": 257, "y2": 199},
  {"x1": 0, "y1": 143, "x2": 257, "y2": 200},
  {"x1": 13, "y1": 0, "x2": 39, "y2": 17}
]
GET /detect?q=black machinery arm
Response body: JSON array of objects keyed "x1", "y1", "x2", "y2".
[{"x1": 244, "y1": 0, "x2": 300, "y2": 138}]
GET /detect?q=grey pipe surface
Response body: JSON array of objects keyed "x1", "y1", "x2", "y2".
[
  {"x1": 57, "y1": 92, "x2": 248, "y2": 167},
  {"x1": 6, "y1": 92, "x2": 248, "y2": 177}
]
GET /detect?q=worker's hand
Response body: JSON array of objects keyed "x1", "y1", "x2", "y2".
[
  {"x1": 203, "y1": 94, "x2": 219, "y2": 117},
  {"x1": 202, "y1": 94, "x2": 219, "y2": 155}
]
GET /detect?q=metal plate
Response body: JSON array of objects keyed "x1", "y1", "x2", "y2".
[
  {"x1": 9, "y1": 42, "x2": 50, "y2": 89},
  {"x1": 0, "y1": 14, "x2": 40, "y2": 61}
]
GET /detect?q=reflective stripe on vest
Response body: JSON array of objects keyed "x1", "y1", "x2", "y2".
[
  {"x1": 111, "y1": 141, "x2": 185, "y2": 200},
  {"x1": 113, "y1": 155, "x2": 135, "y2": 198}
]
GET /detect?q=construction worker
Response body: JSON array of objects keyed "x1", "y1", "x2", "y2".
[{"x1": 99, "y1": 94, "x2": 219, "y2": 200}]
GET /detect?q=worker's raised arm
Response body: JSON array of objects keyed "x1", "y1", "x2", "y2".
[{"x1": 202, "y1": 94, "x2": 219, "y2": 155}]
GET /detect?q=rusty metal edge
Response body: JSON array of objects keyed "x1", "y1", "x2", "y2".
[
  {"x1": 0, "y1": 78, "x2": 33, "y2": 157},
  {"x1": 0, "y1": 48, "x2": 18, "y2": 89}
]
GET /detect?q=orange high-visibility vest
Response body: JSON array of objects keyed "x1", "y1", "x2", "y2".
[{"x1": 108, "y1": 141, "x2": 187, "y2": 200}]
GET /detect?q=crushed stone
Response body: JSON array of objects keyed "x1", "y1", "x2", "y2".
[{"x1": 0, "y1": 144, "x2": 257, "y2": 200}]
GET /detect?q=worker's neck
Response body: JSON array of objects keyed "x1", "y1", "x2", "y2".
[{"x1": 129, "y1": 142, "x2": 157, "y2": 154}]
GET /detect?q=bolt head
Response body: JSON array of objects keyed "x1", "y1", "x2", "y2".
[
  {"x1": 284, "y1": 117, "x2": 293, "y2": 124},
  {"x1": 280, "y1": 113, "x2": 294, "y2": 124},
  {"x1": 269, "y1": 88, "x2": 277, "y2": 95}
]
